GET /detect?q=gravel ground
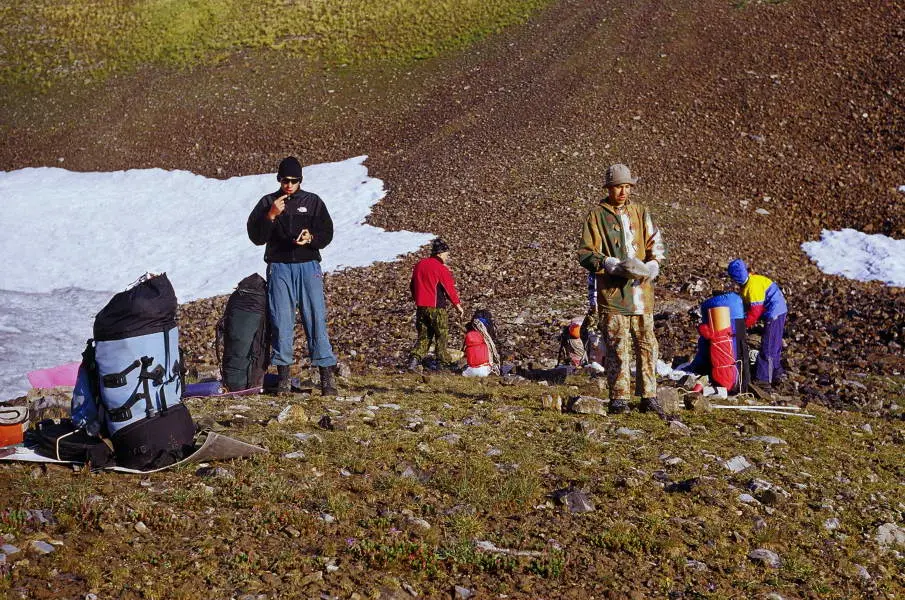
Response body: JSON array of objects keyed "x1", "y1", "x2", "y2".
[{"x1": 1, "y1": 0, "x2": 902, "y2": 410}]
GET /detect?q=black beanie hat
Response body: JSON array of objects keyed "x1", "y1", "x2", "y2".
[
  {"x1": 277, "y1": 156, "x2": 303, "y2": 181},
  {"x1": 431, "y1": 238, "x2": 450, "y2": 255}
]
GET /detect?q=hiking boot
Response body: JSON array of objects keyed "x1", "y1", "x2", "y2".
[
  {"x1": 407, "y1": 356, "x2": 422, "y2": 372},
  {"x1": 608, "y1": 398, "x2": 629, "y2": 415},
  {"x1": 276, "y1": 365, "x2": 291, "y2": 395},
  {"x1": 639, "y1": 397, "x2": 668, "y2": 421},
  {"x1": 319, "y1": 366, "x2": 338, "y2": 396}
]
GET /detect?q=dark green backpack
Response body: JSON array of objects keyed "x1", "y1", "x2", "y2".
[{"x1": 216, "y1": 274, "x2": 271, "y2": 392}]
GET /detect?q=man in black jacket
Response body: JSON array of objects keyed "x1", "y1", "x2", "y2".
[{"x1": 247, "y1": 156, "x2": 338, "y2": 395}]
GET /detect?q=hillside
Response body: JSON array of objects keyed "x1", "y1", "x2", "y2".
[
  {"x1": 1, "y1": 0, "x2": 904, "y2": 597},
  {"x1": 2, "y1": 0, "x2": 901, "y2": 409}
]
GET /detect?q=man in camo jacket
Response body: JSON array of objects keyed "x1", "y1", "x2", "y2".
[{"x1": 578, "y1": 163, "x2": 667, "y2": 417}]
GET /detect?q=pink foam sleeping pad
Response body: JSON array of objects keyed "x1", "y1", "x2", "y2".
[{"x1": 27, "y1": 361, "x2": 81, "y2": 388}]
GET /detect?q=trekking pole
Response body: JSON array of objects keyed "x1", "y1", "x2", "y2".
[
  {"x1": 711, "y1": 405, "x2": 814, "y2": 418},
  {"x1": 711, "y1": 404, "x2": 801, "y2": 411}
]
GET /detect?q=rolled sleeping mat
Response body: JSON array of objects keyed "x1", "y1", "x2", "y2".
[
  {"x1": 708, "y1": 305, "x2": 732, "y2": 332},
  {"x1": 183, "y1": 381, "x2": 224, "y2": 397}
]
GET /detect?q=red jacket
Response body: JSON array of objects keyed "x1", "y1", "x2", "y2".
[{"x1": 410, "y1": 256, "x2": 460, "y2": 308}]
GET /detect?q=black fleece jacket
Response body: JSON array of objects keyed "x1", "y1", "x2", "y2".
[{"x1": 247, "y1": 189, "x2": 334, "y2": 263}]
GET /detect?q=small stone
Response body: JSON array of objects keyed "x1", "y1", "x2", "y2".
[
  {"x1": 1, "y1": 544, "x2": 20, "y2": 555},
  {"x1": 401, "y1": 581, "x2": 418, "y2": 596},
  {"x1": 196, "y1": 466, "x2": 234, "y2": 479},
  {"x1": 283, "y1": 451, "x2": 306, "y2": 459},
  {"x1": 748, "y1": 548, "x2": 782, "y2": 569},
  {"x1": 661, "y1": 455, "x2": 684, "y2": 466},
  {"x1": 860, "y1": 423, "x2": 873, "y2": 434},
  {"x1": 744, "y1": 436, "x2": 787, "y2": 445},
  {"x1": 656, "y1": 387, "x2": 682, "y2": 414},
  {"x1": 134, "y1": 521, "x2": 149, "y2": 534},
  {"x1": 299, "y1": 570, "x2": 323, "y2": 586},
  {"x1": 617, "y1": 476, "x2": 642, "y2": 489},
  {"x1": 570, "y1": 395, "x2": 608, "y2": 415},
  {"x1": 748, "y1": 548, "x2": 781, "y2": 568},
  {"x1": 684, "y1": 395, "x2": 711, "y2": 411},
  {"x1": 405, "y1": 516, "x2": 431, "y2": 531},
  {"x1": 351, "y1": 408, "x2": 377, "y2": 420},
  {"x1": 684, "y1": 559, "x2": 708, "y2": 572},
  {"x1": 722, "y1": 456, "x2": 752, "y2": 473},
  {"x1": 540, "y1": 394, "x2": 562, "y2": 411},
  {"x1": 551, "y1": 488, "x2": 595, "y2": 513},
  {"x1": 738, "y1": 494, "x2": 758, "y2": 504},
  {"x1": 293, "y1": 433, "x2": 323, "y2": 443},
  {"x1": 277, "y1": 405, "x2": 308, "y2": 424},
  {"x1": 453, "y1": 585, "x2": 474, "y2": 599},
  {"x1": 334, "y1": 395, "x2": 363, "y2": 403},
  {"x1": 319, "y1": 513, "x2": 336, "y2": 524},
  {"x1": 669, "y1": 420, "x2": 691, "y2": 434},
  {"x1": 30, "y1": 540, "x2": 56, "y2": 554},
  {"x1": 875, "y1": 522, "x2": 905, "y2": 548},
  {"x1": 615, "y1": 427, "x2": 644, "y2": 438},
  {"x1": 336, "y1": 362, "x2": 352, "y2": 378},
  {"x1": 823, "y1": 518, "x2": 840, "y2": 532},
  {"x1": 854, "y1": 564, "x2": 871, "y2": 581}
]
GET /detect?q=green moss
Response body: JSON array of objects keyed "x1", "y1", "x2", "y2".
[{"x1": 0, "y1": 0, "x2": 552, "y2": 91}]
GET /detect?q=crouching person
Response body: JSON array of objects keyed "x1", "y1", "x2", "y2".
[{"x1": 247, "y1": 156, "x2": 338, "y2": 396}]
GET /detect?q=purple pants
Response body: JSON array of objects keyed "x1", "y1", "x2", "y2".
[{"x1": 755, "y1": 313, "x2": 786, "y2": 384}]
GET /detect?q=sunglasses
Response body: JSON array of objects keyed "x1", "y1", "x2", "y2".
[{"x1": 280, "y1": 177, "x2": 300, "y2": 185}]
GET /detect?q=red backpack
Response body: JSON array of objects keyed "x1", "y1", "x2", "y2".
[{"x1": 464, "y1": 330, "x2": 490, "y2": 368}]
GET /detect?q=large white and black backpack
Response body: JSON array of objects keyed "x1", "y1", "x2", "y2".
[
  {"x1": 71, "y1": 273, "x2": 195, "y2": 470},
  {"x1": 216, "y1": 273, "x2": 270, "y2": 392}
]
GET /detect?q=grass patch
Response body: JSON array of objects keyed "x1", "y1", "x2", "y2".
[
  {"x1": 2, "y1": 373, "x2": 904, "y2": 597},
  {"x1": 0, "y1": 0, "x2": 552, "y2": 91}
]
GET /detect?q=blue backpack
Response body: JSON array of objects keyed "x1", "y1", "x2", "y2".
[{"x1": 71, "y1": 273, "x2": 195, "y2": 469}]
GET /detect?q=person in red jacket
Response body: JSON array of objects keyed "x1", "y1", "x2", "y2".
[{"x1": 408, "y1": 238, "x2": 464, "y2": 371}]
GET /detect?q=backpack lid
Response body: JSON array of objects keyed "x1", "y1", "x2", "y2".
[
  {"x1": 236, "y1": 273, "x2": 267, "y2": 293},
  {"x1": 94, "y1": 273, "x2": 177, "y2": 341},
  {"x1": 227, "y1": 273, "x2": 268, "y2": 314}
]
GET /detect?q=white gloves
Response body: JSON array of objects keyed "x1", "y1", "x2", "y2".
[{"x1": 604, "y1": 257, "x2": 660, "y2": 282}]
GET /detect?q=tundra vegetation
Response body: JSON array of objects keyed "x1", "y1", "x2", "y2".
[
  {"x1": 1, "y1": 374, "x2": 903, "y2": 598},
  {"x1": 0, "y1": 0, "x2": 550, "y2": 90}
]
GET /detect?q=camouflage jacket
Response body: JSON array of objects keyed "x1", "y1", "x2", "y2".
[{"x1": 578, "y1": 200, "x2": 666, "y2": 315}]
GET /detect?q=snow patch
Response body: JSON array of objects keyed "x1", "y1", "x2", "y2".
[{"x1": 801, "y1": 229, "x2": 905, "y2": 287}]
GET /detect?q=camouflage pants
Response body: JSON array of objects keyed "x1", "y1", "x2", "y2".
[
  {"x1": 410, "y1": 306, "x2": 451, "y2": 363},
  {"x1": 600, "y1": 312, "x2": 658, "y2": 400}
]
